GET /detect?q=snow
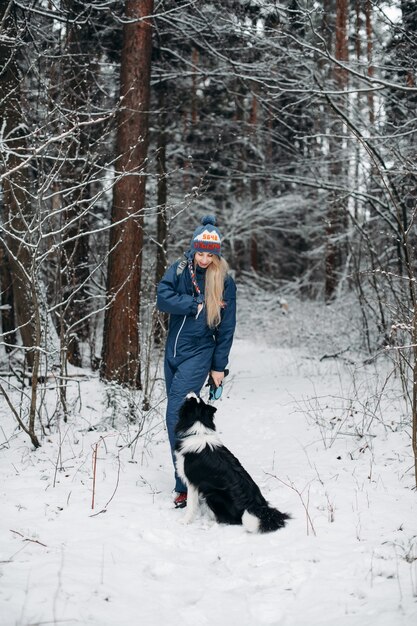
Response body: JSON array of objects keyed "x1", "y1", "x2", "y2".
[{"x1": 1, "y1": 294, "x2": 417, "y2": 626}]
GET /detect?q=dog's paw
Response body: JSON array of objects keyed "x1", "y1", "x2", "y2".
[{"x1": 180, "y1": 515, "x2": 193, "y2": 525}]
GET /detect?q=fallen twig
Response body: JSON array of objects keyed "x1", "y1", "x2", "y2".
[{"x1": 10, "y1": 529, "x2": 47, "y2": 547}]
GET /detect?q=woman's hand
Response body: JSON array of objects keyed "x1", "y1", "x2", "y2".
[{"x1": 210, "y1": 370, "x2": 224, "y2": 387}]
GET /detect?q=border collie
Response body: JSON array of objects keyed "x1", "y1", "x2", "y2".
[{"x1": 175, "y1": 393, "x2": 290, "y2": 533}]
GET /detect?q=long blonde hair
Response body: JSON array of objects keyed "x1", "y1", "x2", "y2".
[{"x1": 203, "y1": 256, "x2": 229, "y2": 328}]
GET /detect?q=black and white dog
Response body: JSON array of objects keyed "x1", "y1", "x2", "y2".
[{"x1": 175, "y1": 393, "x2": 290, "y2": 533}]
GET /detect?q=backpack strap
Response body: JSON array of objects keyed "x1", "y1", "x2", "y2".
[{"x1": 176, "y1": 256, "x2": 188, "y2": 276}]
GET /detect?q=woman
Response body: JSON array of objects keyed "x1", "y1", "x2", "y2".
[{"x1": 156, "y1": 215, "x2": 237, "y2": 508}]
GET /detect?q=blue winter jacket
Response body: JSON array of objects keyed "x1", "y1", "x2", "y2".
[{"x1": 157, "y1": 254, "x2": 236, "y2": 371}]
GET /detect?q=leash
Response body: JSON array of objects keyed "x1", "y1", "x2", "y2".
[{"x1": 207, "y1": 369, "x2": 229, "y2": 401}]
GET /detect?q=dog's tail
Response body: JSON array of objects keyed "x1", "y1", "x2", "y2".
[{"x1": 242, "y1": 505, "x2": 290, "y2": 533}]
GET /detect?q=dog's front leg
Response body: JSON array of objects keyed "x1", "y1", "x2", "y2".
[{"x1": 181, "y1": 484, "x2": 199, "y2": 525}]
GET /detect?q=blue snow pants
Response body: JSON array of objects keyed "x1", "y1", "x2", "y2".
[{"x1": 164, "y1": 343, "x2": 215, "y2": 493}]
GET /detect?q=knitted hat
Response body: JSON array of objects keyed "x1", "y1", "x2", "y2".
[{"x1": 190, "y1": 215, "x2": 222, "y2": 256}]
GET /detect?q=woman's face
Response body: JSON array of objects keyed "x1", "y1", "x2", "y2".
[{"x1": 194, "y1": 252, "x2": 214, "y2": 269}]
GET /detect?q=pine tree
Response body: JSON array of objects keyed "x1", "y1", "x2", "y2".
[{"x1": 101, "y1": 0, "x2": 154, "y2": 387}]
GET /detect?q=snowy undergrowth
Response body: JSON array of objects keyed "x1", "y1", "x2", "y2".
[{"x1": 1, "y1": 288, "x2": 416, "y2": 626}]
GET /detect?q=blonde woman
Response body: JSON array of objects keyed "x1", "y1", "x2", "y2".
[{"x1": 157, "y1": 215, "x2": 237, "y2": 508}]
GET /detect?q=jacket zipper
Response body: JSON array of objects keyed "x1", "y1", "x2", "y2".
[{"x1": 174, "y1": 315, "x2": 187, "y2": 357}]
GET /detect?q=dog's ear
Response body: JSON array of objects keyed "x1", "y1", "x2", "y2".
[
  {"x1": 177, "y1": 395, "x2": 199, "y2": 431},
  {"x1": 198, "y1": 402, "x2": 217, "y2": 430},
  {"x1": 198, "y1": 394, "x2": 216, "y2": 415}
]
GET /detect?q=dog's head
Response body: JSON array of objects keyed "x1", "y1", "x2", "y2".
[{"x1": 176, "y1": 393, "x2": 217, "y2": 435}]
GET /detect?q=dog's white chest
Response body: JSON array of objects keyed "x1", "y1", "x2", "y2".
[
  {"x1": 175, "y1": 425, "x2": 221, "y2": 484},
  {"x1": 179, "y1": 433, "x2": 221, "y2": 454}
]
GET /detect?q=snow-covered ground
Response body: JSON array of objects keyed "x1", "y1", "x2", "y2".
[{"x1": 1, "y1": 293, "x2": 416, "y2": 625}]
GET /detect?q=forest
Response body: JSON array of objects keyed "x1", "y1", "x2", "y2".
[
  {"x1": 1, "y1": 3, "x2": 417, "y2": 624},
  {"x1": 0, "y1": 0, "x2": 416, "y2": 477}
]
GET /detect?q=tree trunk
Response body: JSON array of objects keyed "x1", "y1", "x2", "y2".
[
  {"x1": 57, "y1": 0, "x2": 96, "y2": 366},
  {"x1": 191, "y1": 48, "x2": 199, "y2": 125},
  {"x1": 325, "y1": 0, "x2": 349, "y2": 301},
  {"x1": 249, "y1": 93, "x2": 259, "y2": 272},
  {"x1": 155, "y1": 87, "x2": 168, "y2": 285},
  {"x1": 154, "y1": 84, "x2": 169, "y2": 344},
  {"x1": 101, "y1": 0, "x2": 154, "y2": 387},
  {"x1": 0, "y1": 3, "x2": 36, "y2": 366},
  {"x1": 0, "y1": 242, "x2": 17, "y2": 351},
  {"x1": 365, "y1": 0, "x2": 375, "y2": 125}
]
